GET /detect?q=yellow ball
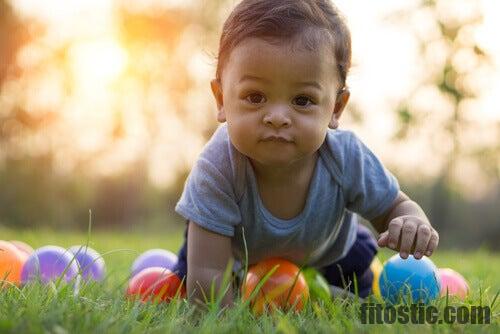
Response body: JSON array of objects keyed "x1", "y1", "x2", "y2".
[{"x1": 370, "y1": 257, "x2": 383, "y2": 299}]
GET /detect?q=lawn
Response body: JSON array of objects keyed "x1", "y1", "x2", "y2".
[{"x1": 0, "y1": 226, "x2": 498, "y2": 333}]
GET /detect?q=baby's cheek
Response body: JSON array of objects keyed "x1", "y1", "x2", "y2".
[
  {"x1": 227, "y1": 124, "x2": 255, "y2": 155},
  {"x1": 300, "y1": 127, "x2": 327, "y2": 151}
]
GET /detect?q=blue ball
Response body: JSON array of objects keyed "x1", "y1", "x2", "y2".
[{"x1": 379, "y1": 254, "x2": 441, "y2": 304}]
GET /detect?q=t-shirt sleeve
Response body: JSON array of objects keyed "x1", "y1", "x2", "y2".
[
  {"x1": 342, "y1": 132, "x2": 400, "y2": 221},
  {"x1": 174, "y1": 128, "x2": 241, "y2": 237}
]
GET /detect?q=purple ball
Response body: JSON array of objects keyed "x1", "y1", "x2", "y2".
[
  {"x1": 21, "y1": 245, "x2": 79, "y2": 285},
  {"x1": 69, "y1": 245, "x2": 106, "y2": 281},
  {"x1": 131, "y1": 249, "x2": 177, "y2": 277}
]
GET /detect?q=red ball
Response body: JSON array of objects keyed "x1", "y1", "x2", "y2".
[
  {"x1": 242, "y1": 258, "x2": 309, "y2": 314},
  {"x1": 126, "y1": 267, "x2": 186, "y2": 303}
]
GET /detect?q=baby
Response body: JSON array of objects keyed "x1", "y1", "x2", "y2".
[{"x1": 173, "y1": 0, "x2": 439, "y2": 306}]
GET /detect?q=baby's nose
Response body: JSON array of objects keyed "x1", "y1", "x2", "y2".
[{"x1": 263, "y1": 105, "x2": 291, "y2": 128}]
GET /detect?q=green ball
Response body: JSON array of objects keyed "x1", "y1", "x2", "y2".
[{"x1": 303, "y1": 267, "x2": 331, "y2": 303}]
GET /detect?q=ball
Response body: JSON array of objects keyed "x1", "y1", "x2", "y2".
[
  {"x1": 69, "y1": 245, "x2": 106, "y2": 282},
  {"x1": 370, "y1": 256, "x2": 383, "y2": 299},
  {"x1": 379, "y1": 254, "x2": 440, "y2": 304},
  {"x1": 0, "y1": 240, "x2": 27, "y2": 287},
  {"x1": 126, "y1": 267, "x2": 186, "y2": 303},
  {"x1": 131, "y1": 249, "x2": 177, "y2": 277},
  {"x1": 242, "y1": 258, "x2": 309, "y2": 314},
  {"x1": 21, "y1": 245, "x2": 80, "y2": 285},
  {"x1": 9, "y1": 240, "x2": 34, "y2": 257},
  {"x1": 302, "y1": 267, "x2": 331, "y2": 303},
  {"x1": 439, "y1": 268, "x2": 469, "y2": 300}
]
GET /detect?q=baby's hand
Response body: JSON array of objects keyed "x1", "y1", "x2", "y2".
[{"x1": 377, "y1": 215, "x2": 439, "y2": 259}]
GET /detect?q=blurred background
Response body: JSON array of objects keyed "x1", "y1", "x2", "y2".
[{"x1": 0, "y1": 0, "x2": 498, "y2": 250}]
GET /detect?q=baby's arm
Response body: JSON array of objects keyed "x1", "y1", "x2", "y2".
[
  {"x1": 370, "y1": 191, "x2": 439, "y2": 259},
  {"x1": 187, "y1": 221, "x2": 234, "y2": 308}
]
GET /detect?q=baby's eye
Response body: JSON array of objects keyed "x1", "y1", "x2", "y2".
[
  {"x1": 292, "y1": 95, "x2": 315, "y2": 107},
  {"x1": 246, "y1": 93, "x2": 266, "y2": 104}
]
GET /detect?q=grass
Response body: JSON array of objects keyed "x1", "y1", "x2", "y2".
[{"x1": 0, "y1": 225, "x2": 499, "y2": 333}]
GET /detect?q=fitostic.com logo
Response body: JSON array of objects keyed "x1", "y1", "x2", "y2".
[{"x1": 359, "y1": 303, "x2": 492, "y2": 324}]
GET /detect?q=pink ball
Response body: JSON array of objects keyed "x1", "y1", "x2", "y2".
[{"x1": 439, "y1": 268, "x2": 469, "y2": 300}]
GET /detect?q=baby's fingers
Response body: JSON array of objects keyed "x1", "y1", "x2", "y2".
[
  {"x1": 399, "y1": 220, "x2": 417, "y2": 259},
  {"x1": 413, "y1": 224, "x2": 432, "y2": 259},
  {"x1": 425, "y1": 230, "x2": 439, "y2": 257},
  {"x1": 386, "y1": 218, "x2": 403, "y2": 250},
  {"x1": 377, "y1": 231, "x2": 389, "y2": 247}
]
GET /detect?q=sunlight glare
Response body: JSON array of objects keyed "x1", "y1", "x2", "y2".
[{"x1": 69, "y1": 39, "x2": 128, "y2": 93}]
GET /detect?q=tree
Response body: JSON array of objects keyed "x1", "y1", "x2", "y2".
[{"x1": 389, "y1": 0, "x2": 499, "y2": 231}]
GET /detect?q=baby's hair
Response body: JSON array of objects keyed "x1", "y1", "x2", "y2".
[{"x1": 215, "y1": 0, "x2": 352, "y2": 91}]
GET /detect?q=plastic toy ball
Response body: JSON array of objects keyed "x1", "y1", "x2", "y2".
[
  {"x1": 242, "y1": 258, "x2": 309, "y2": 315},
  {"x1": 0, "y1": 240, "x2": 27, "y2": 287},
  {"x1": 126, "y1": 267, "x2": 186, "y2": 303},
  {"x1": 379, "y1": 254, "x2": 441, "y2": 304},
  {"x1": 21, "y1": 245, "x2": 80, "y2": 285},
  {"x1": 9, "y1": 240, "x2": 34, "y2": 257},
  {"x1": 302, "y1": 267, "x2": 331, "y2": 303},
  {"x1": 131, "y1": 249, "x2": 177, "y2": 277},
  {"x1": 69, "y1": 245, "x2": 106, "y2": 282},
  {"x1": 439, "y1": 268, "x2": 469, "y2": 300},
  {"x1": 370, "y1": 256, "x2": 383, "y2": 299}
]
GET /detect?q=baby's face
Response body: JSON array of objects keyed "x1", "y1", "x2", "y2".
[{"x1": 212, "y1": 37, "x2": 344, "y2": 168}]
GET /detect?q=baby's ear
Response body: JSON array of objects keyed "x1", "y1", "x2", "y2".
[
  {"x1": 328, "y1": 88, "x2": 350, "y2": 129},
  {"x1": 210, "y1": 79, "x2": 226, "y2": 123}
]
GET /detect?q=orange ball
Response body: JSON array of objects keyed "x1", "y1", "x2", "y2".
[
  {"x1": 242, "y1": 258, "x2": 309, "y2": 314},
  {"x1": 9, "y1": 240, "x2": 34, "y2": 257},
  {"x1": 0, "y1": 240, "x2": 27, "y2": 287}
]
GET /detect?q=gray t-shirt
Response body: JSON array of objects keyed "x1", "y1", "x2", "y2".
[{"x1": 175, "y1": 124, "x2": 399, "y2": 268}]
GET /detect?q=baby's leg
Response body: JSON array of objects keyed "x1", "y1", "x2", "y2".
[
  {"x1": 319, "y1": 224, "x2": 378, "y2": 298},
  {"x1": 171, "y1": 223, "x2": 188, "y2": 280}
]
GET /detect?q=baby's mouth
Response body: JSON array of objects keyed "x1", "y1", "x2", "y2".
[{"x1": 260, "y1": 135, "x2": 293, "y2": 143}]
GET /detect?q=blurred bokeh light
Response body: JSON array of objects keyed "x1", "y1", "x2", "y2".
[{"x1": 0, "y1": 0, "x2": 498, "y2": 247}]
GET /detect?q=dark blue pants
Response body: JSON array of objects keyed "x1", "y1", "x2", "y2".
[{"x1": 172, "y1": 223, "x2": 377, "y2": 298}]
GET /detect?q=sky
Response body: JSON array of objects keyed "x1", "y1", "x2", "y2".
[{"x1": 4, "y1": 0, "x2": 500, "y2": 198}]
